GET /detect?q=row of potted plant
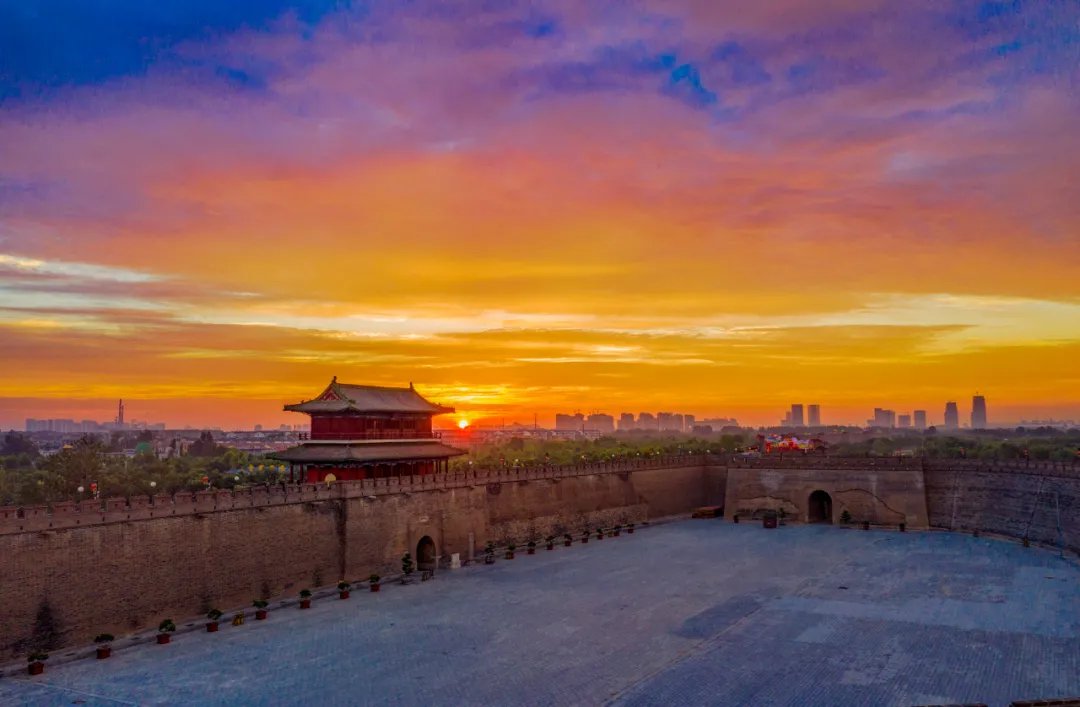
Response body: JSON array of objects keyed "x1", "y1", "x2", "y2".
[
  {"x1": 483, "y1": 522, "x2": 640, "y2": 563},
  {"x1": 27, "y1": 526, "x2": 647, "y2": 675}
]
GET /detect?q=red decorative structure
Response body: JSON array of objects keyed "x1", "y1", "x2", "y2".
[{"x1": 272, "y1": 378, "x2": 465, "y2": 483}]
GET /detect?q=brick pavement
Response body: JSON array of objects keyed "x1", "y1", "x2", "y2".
[{"x1": 1, "y1": 522, "x2": 1076, "y2": 706}]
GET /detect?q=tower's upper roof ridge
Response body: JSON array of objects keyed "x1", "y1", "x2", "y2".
[{"x1": 284, "y1": 379, "x2": 454, "y2": 415}]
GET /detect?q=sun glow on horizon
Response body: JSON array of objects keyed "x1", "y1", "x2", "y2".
[{"x1": 458, "y1": 419, "x2": 470, "y2": 429}]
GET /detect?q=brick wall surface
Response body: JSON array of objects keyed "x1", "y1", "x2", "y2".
[
  {"x1": 924, "y1": 467, "x2": 1079, "y2": 553},
  {"x1": 3, "y1": 457, "x2": 1074, "y2": 660},
  {"x1": 0, "y1": 460, "x2": 708, "y2": 659},
  {"x1": 724, "y1": 466, "x2": 930, "y2": 526}
]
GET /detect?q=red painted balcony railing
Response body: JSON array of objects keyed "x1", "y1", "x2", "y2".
[{"x1": 297, "y1": 431, "x2": 442, "y2": 441}]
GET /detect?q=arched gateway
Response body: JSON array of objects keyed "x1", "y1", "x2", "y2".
[
  {"x1": 808, "y1": 490, "x2": 833, "y2": 524},
  {"x1": 417, "y1": 536, "x2": 437, "y2": 572}
]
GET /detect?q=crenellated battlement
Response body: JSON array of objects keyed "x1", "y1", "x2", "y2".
[
  {"x1": 3, "y1": 455, "x2": 1074, "y2": 535},
  {"x1": 0, "y1": 455, "x2": 707, "y2": 535}
]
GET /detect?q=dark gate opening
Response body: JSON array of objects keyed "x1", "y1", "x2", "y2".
[
  {"x1": 808, "y1": 490, "x2": 833, "y2": 524},
  {"x1": 417, "y1": 536, "x2": 437, "y2": 571}
]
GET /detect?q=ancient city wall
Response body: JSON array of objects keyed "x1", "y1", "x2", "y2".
[
  {"x1": 923, "y1": 462, "x2": 1080, "y2": 554},
  {"x1": 723, "y1": 460, "x2": 930, "y2": 526},
  {"x1": 2, "y1": 455, "x2": 1073, "y2": 661},
  {"x1": 0, "y1": 457, "x2": 713, "y2": 660}
]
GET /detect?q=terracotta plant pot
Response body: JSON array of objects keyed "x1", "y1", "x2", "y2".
[
  {"x1": 899, "y1": 523, "x2": 906, "y2": 532},
  {"x1": 733, "y1": 516, "x2": 739, "y2": 524},
  {"x1": 597, "y1": 533, "x2": 604, "y2": 540},
  {"x1": 370, "y1": 584, "x2": 381, "y2": 592},
  {"x1": 206, "y1": 622, "x2": 219, "y2": 633},
  {"x1": 547, "y1": 544, "x2": 554, "y2": 551},
  {"x1": 157, "y1": 634, "x2": 171, "y2": 645},
  {"x1": 28, "y1": 662, "x2": 44, "y2": 676},
  {"x1": 339, "y1": 591, "x2": 350, "y2": 600},
  {"x1": 862, "y1": 521, "x2": 870, "y2": 531},
  {"x1": 527, "y1": 548, "x2": 535, "y2": 555},
  {"x1": 300, "y1": 599, "x2": 311, "y2": 609},
  {"x1": 96, "y1": 647, "x2": 111, "y2": 660},
  {"x1": 581, "y1": 538, "x2": 589, "y2": 544},
  {"x1": 505, "y1": 552, "x2": 515, "y2": 560},
  {"x1": 614, "y1": 530, "x2": 620, "y2": 536},
  {"x1": 627, "y1": 528, "x2": 634, "y2": 534},
  {"x1": 255, "y1": 610, "x2": 268, "y2": 620},
  {"x1": 564, "y1": 540, "x2": 572, "y2": 547}
]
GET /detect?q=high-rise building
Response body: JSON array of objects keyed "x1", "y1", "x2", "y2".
[
  {"x1": 789, "y1": 404, "x2": 805, "y2": 427},
  {"x1": 971, "y1": 395, "x2": 987, "y2": 429},
  {"x1": 807, "y1": 405, "x2": 821, "y2": 427},
  {"x1": 913, "y1": 410, "x2": 927, "y2": 430},
  {"x1": 683, "y1": 414, "x2": 695, "y2": 430},
  {"x1": 586, "y1": 413, "x2": 615, "y2": 434},
  {"x1": 870, "y1": 408, "x2": 896, "y2": 428},
  {"x1": 617, "y1": 413, "x2": 635, "y2": 431},
  {"x1": 555, "y1": 413, "x2": 584, "y2": 431},
  {"x1": 944, "y1": 402, "x2": 959, "y2": 430},
  {"x1": 658, "y1": 412, "x2": 683, "y2": 432},
  {"x1": 637, "y1": 412, "x2": 657, "y2": 430},
  {"x1": 898, "y1": 414, "x2": 912, "y2": 429}
]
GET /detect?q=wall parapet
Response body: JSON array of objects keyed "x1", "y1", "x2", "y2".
[
  {"x1": 730, "y1": 457, "x2": 1078, "y2": 478},
  {"x1": 0, "y1": 455, "x2": 710, "y2": 535}
]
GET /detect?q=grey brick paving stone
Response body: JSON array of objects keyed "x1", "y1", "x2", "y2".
[{"x1": 0, "y1": 523, "x2": 1077, "y2": 706}]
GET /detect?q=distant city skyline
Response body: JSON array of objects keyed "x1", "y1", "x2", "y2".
[{"x1": 10, "y1": 392, "x2": 1077, "y2": 432}]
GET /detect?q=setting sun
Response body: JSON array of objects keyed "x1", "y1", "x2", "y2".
[{"x1": 458, "y1": 419, "x2": 470, "y2": 430}]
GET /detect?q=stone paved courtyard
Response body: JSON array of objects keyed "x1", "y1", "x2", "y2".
[{"x1": 2, "y1": 521, "x2": 1078, "y2": 706}]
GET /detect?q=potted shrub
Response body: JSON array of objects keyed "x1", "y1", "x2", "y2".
[
  {"x1": 253, "y1": 599, "x2": 269, "y2": 620},
  {"x1": 840, "y1": 510, "x2": 852, "y2": 525},
  {"x1": 563, "y1": 533, "x2": 572, "y2": 547},
  {"x1": 898, "y1": 522, "x2": 906, "y2": 532},
  {"x1": 596, "y1": 528, "x2": 605, "y2": 540},
  {"x1": 527, "y1": 540, "x2": 537, "y2": 555},
  {"x1": 369, "y1": 573, "x2": 382, "y2": 592},
  {"x1": 299, "y1": 589, "x2": 312, "y2": 609},
  {"x1": 94, "y1": 633, "x2": 114, "y2": 659},
  {"x1": 861, "y1": 520, "x2": 870, "y2": 531},
  {"x1": 546, "y1": 535, "x2": 556, "y2": 551},
  {"x1": 777, "y1": 509, "x2": 787, "y2": 526},
  {"x1": 613, "y1": 524, "x2": 622, "y2": 537},
  {"x1": 338, "y1": 580, "x2": 351, "y2": 599},
  {"x1": 402, "y1": 553, "x2": 415, "y2": 583},
  {"x1": 505, "y1": 542, "x2": 516, "y2": 560},
  {"x1": 157, "y1": 619, "x2": 176, "y2": 644},
  {"x1": 27, "y1": 651, "x2": 48, "y2": 675},
  {"x1": 206, "y1": 608, "x2": 223, "y2": 632},
  {"x1": 733, "y1": 513, "x2": 739, "y2": 524},
  {"x1": 484, "y1": 541, "x2": 496, "y2": 564},
  {"x1": 627, "y1": 522, "x2": 635, "y2": 534},
  {"x1": 581, "y1": 529, "x2": 589, "y2": 544}
]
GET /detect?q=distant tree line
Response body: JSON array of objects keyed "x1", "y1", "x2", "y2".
[{"x1": 0, "y1": 432, "x2": 284, "y2": 506}]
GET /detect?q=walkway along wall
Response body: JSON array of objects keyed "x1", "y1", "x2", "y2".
[{"x1": 0, "y1": 457, "x2": 720, "y2": 660}]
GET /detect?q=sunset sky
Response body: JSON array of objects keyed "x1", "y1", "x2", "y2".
[{"x1": 1, "y1": 1, "x2": 1078, "y2": 429}]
